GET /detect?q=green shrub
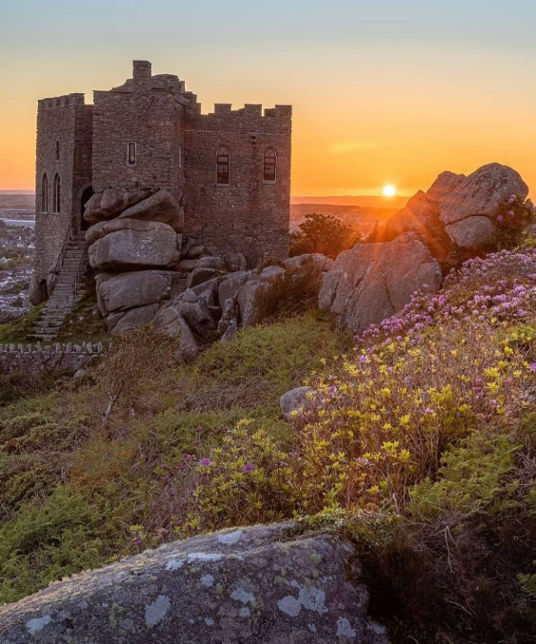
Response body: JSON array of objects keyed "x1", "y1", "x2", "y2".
[
  {"x1": 289, "y1": 213, "x2": 358, "y2": 258},
  {"x1": 252, "y1": 263, "x2": 322, "y2": 323},
  {"x1": 0, "y1": 487, "x2": 105, "y2": 603}
]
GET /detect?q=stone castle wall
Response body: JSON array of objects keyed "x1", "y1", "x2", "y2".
[
  {"x1": 184, "y1": 104, "x2": 291, "y2": 264},
  {"x1": 35, "y1": 95, "x2": 93, "y2": 282}
]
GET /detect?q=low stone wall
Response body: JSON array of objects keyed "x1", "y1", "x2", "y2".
[{"x1": 0, "y1": 341, "x2": 104, "y2": 374}]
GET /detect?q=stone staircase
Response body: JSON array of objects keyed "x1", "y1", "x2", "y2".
[{"x1": 29, "y1": 234, "x2": 89, "y2": 341}]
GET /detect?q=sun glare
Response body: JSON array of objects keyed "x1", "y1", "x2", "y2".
[{"x1": 382, "y1": 184, "x2": 397, "y2": 198}]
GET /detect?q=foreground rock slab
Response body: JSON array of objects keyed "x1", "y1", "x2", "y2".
[{"x1": 0, "y1": 523, "x2": 388, "y2": 644}]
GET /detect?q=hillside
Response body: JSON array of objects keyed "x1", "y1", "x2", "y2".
[{"x1": 1, "y1": 240, "x2": 536, "y2": 640}]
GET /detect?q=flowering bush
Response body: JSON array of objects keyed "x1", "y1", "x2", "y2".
[{"x1": 174, "y1": 247, "x2": 536, "y2": 524}]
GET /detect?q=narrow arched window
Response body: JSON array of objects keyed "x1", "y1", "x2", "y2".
[
  {"x1": 55, "y1": 140, "x2": 60, "y2": 161},
  {"x1": 264, "y1": 148, "x2": 277, "y2": 182},
  {"x1": 41, "y1": 173, "x2": 49, "y2": 213},
  {"x1": 53, "y1": 174, "x2": 60, "y2": 213},
  {"x1": 216, "y1": 147, "x2": 230, "y2": 185}
]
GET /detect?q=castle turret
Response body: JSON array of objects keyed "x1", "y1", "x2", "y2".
[{"x1": 132, "y1": 60, "x2": 152, "y2": 83}]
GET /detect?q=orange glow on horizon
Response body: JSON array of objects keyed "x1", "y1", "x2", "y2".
[{"x1": 1, "y1": 60, "x2": 535, "y2": 199}]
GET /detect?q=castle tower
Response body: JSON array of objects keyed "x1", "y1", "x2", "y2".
[
  {"x1": 91, "y1": 60, "x2": 186, "y2": 201},
  {"x1": 34, "y1": 94, "x2": 93, "y2": 284}
]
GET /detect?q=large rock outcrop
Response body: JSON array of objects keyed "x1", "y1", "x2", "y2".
[
  {"x1": 438, "y1": 163, "x2": 528, "y2": 225},
  {"x1": 319, "y1": 233, "x2": 442, "y2": 334},
  {"x1": 88, "y1": 219, "x2": 180, "y2": 272},
  {"x1": 383, "y1": 163, "x2": 530, "y2": 272},
  {"x1": 84, "y1": 188, "x2": 185, "y2": 332},
  {"x1": 0, "y1": 523, "x2": 388, "y2": 644}
]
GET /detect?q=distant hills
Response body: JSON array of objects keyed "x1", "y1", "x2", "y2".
[
  {"x1": 291, "y1": 194, "x2": 408, "y2": 208},
  {"x1": 0, "y1": 192, "x2": 409, "y2": 232},
  {"x1": 0, "y1": 192, "x2": 34, "y2": 210},
  {"x1": 290, "y1": 194, "x2": 408, "y2": 234}
]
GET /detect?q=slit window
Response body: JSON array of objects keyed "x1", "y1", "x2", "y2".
[
  {"x1": 178, "y1": 145, "x2": 182, "y2": 168},
  {"x1": 55, "y1": 140, "x2": 60, "y2": 161},
  {"x1": 52, "y1": 174, "x2": 60, "y2": 213},
  {"x1": 264, "y1": 148, "x2": 277, "y2": 182},
  {"x1": 41, "y1": 173, "x2": 48, "y2": 213},
  {"x1": 127, "y1": 142, "x2": 136, "y2": 166},
  {"x1": 216, "y1": 147, "x2": 230, "y2": 185}
]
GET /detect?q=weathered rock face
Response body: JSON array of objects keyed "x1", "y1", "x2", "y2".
[
  {"x1": 218, "y1": 271, "x2": 252, "y2": 309},
  {"x1": 0, "y1": 523, "x2": 388, "y2": 644},
  {"x1": 383, "y1": 189, "x2": 456, "y2": 273},
  {"x1": 319, "y1": 233, "x2": 442, "y2": 334},
  {"x1": 280, "y1": 386, "x2": 318, "y2": 420},
  {"x1": 88, "y1": 220, "x2": 180, "y2": 271},
  {"x1": 107, "y1": 303, "x2": 161, "y2": 335},
  {"x1": 84, "y1": 187, "x2": 153, "y2": 225},
  {"x1": 382, "y1": 163, "x2": 530, "y2": 272},
  {"x1": 438, "y1": 163, "x2": 528, "y2": 225},
  {"x1": 95, "y1": 271, "x2": 175, "y2": 317},
  {"x1": 152, "y1": 305, "x2": 199, "y2": 361},
  {"x1": 438, "y1": 163, "x2": 527, "y2": 248},
  {"x1": 117, "y1": 189, "x2": 184, "y2": 232},
  {"x1": 234, "y1": 255, "x2": 326, "y2": 328}
]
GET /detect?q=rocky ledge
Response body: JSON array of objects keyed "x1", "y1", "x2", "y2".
[{"x1": 0, "y1": 523, "x2": 388, "y2": 644}]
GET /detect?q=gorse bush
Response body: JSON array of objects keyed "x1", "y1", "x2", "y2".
[
  {"x1": 252, "y1": 262, "x2": 323, "y2": 323},
  {"x1": 289, "y1": 212, "x2": 358, "y2": 258}
]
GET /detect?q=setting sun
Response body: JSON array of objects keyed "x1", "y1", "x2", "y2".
[{"x1": 382, "y1": 184, "x2": 397, "y2": 197}]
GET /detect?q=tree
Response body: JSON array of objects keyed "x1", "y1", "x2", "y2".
[{"x1": 289, "y1": 213, "x2": 358, "y2": 259}]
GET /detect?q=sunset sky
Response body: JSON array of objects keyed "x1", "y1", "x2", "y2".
[{"x1": 1, "y1": 0, "x2": 536, "y2": 197}]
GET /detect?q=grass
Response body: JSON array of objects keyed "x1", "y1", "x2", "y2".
[
  {"x1": 0, "y1": 304, "x2": 44, "y2": 344},
  {"x1": 0, "y1": 310, "x2": 348, "y2": 603}
]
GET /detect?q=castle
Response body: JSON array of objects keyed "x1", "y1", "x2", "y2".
[{"x1": 34, "y1": 60, "x2": 292, "y2": 293}]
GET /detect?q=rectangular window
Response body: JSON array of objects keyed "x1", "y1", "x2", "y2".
[
  {"x1": 127, "y1": 142, "x2": 136, "y2": 166},
  {"x1": 216, "y1": 151, "x2": 230, "y2": 185},
  {"x1": 264, "y1": 149, "x2": 277, "y2": 182}
]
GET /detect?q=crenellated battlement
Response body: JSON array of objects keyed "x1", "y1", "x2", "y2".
[
  {"x1": 38, "y1": 93, "x2": 86, "y2": 110},
  {"x1": 209, "y1": 104, "x2": 291, "y2": 119},
  {"x1": 184, "y1": 103, "x2": 292, "y2": 133}
]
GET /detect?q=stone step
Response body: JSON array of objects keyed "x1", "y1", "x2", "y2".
[{"x1": 34, "y1": 323, "x2": 63, "y2": 331}]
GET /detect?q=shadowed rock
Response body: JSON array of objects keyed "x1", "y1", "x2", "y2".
[
  {"x1": 118, "y1": 189, "x2": 184, "y2": 233},
  {"x1": 0, "y1": 523, "x2": 388, "y2": 644},
  {"x1": 95, "y1": 270, "x2": 174, "y2": 317},
  {"x1": 382, "y1": 163, "x2": 530, "y2": 271},
  {"x1": 319, "y1": 233, "x2": 442, "y2": 334},
  {"x1": 152, "y1": 305, "x2": 199, "y2": 360},
  {"x1": 438, "y1": 163, "x2": 528, "y2": 225}
]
